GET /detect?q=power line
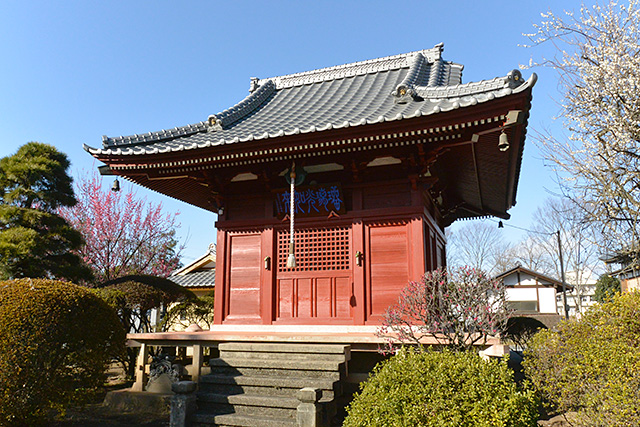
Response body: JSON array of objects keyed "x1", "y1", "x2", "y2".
[{"x1": 491, "y1": 219, "x2": 555, "y2": 236}]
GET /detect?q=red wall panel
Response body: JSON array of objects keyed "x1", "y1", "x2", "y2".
[
  {"x1": 275, "y1": 273, "x2": 353, "y2": 323},
  {"x1": 226, "y1": 234, "x2": 262, "y2": 321},
  {"x1": 366, "y1": 223, "x2": 410, "y2": 320}
]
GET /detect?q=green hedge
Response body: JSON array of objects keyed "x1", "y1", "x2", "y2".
[
  {"x1": 0, "y1": 279, "x2": 125, "y2": 425},
  {"x1": 525, "y1": 291, "x2": 640, "y2": 426},
  {"x1": 344, "y1": 349, "x2": 538, "y2": 427}
]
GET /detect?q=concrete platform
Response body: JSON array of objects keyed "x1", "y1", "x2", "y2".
[{"x1": 127, "y1": 325, "x2": 500, "y2": 351}]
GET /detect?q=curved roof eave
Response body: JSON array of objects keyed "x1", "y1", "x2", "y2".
[{"x1": 84, "y1": 72, "x2": 537, "y2": 158}]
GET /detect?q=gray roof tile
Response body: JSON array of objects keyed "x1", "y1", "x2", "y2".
[
  {"x1": 85, "y1": 44, "x2": 536, "y2": 157},
  {"x1": 169, "y1": 270, "x2": 216, "y2": 288}
]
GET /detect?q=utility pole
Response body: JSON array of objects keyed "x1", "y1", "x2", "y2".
[{"x1": 557, "y1": 230, "x2": 569, "y2": 320}]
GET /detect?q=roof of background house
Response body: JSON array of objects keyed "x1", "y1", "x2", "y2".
[
  {"x1": 169, "y1": 270, "x2": 215, "y2": 288},
  {"x1": 84, "y1": 43, "x2": 535, "y2": 157},
  {"x1": 495, "y1": 265, "x2": 573, "y2": 292},
  {"x1": 169, "y1": 244, "x2": 216, "y2": 289}
]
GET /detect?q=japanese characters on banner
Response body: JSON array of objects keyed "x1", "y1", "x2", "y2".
[{"x1": 274, "y1": 184, "x2": 346, "y2": 218}]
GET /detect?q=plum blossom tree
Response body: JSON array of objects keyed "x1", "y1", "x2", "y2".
[
  {"x1": 378, "y1": 267, "x2": 512, "y2": 352},
  {"x1": 526, "y1": 1, "x2": 640, "y2": 263},
  {"x1": 59, "y1": 171, "x2": 183, "y2": 284}
]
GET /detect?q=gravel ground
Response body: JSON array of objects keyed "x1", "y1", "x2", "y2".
[
  {"x1": 50, "y1": 404, "x2": 169, "y2": 427},
  {"x1": 49, "y1": 365, "x2": 170, "y2": 426}
]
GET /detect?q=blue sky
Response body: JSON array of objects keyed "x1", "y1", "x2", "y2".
[{"x1": 0, "y1": 1, "x2": 585, "y2": 263}]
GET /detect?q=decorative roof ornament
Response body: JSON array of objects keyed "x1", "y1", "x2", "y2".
[
  {"x1": 391, "y1": 53, "x2": 428, "y2": 103},
  {"x1": 207, "y1": 115, "x2": 222, "y2": 132},
  {"x1": 504, "y1": 70, "x2": 524, "y2": 89},
  {"x1": 249, "y1": 77, "x2": 260, "y2": 93},
  {"x1": 392, "y1": 84, "x2": 419, "y2": 104}
]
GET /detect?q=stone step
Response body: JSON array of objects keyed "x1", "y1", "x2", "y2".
[
  {"x1": 200, "y1": 374, "x2": 338, "y2": 391},
  {"x1": 189, "y1": 343, "x2": 351, "y2": 427},
  {"x1": 212, "y1": 356, "x2": 344, "y2": 372},
  {"x1": 205, "y1": 365, "x2": 343, "y2": 381},
  {"x1": 219, "y1": 342, "x2": 350, "y2": 357},
  {"x1": 191, "y1": 412, "x2": 297, "y2": 427},
  {"x1": 197, "y1": 393, "x2": 298, "y2": 419},
  {"x1": 198, "y1": 374, "x2": 339, "y2": 399},
  {"x1": 218, "y1": 350, "x2": 348, "y2": 363}
]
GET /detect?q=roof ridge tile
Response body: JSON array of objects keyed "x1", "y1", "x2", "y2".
[
  {"x1": 210, "y1": 79, "x2": 276, "y2": 130},
  {"x1": 259, "y1": 44, "x2": 449, "y2": 90}
]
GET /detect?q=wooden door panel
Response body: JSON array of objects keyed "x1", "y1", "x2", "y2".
[
  {"x1": 297, "y1": 278, "x2": 313, "y2": 318},
  {"x1": 367, "y1": 223, "x2": 410, "y2": 320},
  {"x1": 274, "y1": 226, "x2": 353, "y2": 324},
  {"x1": 315, "y1": 277, "x2": 332, "y2": 318},
  {"x1": 277, "y1": 278, "x2": 294, "y2": 318},
  {"x1": 226, "y1": 234, "x2": 261, "y2": 321},
  {"x1": 275, "y1": 273, "x2": 353, "y2": 323},
  {"x1": 334, "y1": 276, "x2": 353, "y2": 318}
]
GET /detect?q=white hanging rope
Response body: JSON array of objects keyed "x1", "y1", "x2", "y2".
[{"x1": 286, "y1": 162, "x2": 297, "y2": 269}]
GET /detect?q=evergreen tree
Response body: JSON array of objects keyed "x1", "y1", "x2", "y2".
[
  {"x1": 0, "y1": 142, "x2": 92, "y2": 281},
  {"x1": 594, "y1": 273, "x2": 621, "y2": 303}
]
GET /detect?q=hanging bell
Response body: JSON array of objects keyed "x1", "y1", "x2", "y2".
[
  {"x1": 111, "y1": 177, "x2": 120, "y2": 192},
  {"x1": 498, "y1": 131, "x2": 510, "y2": 152}
]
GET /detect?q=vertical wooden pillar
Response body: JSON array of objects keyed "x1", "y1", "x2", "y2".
[
  {"x1": 132, "y1": 343, "x2": 149, "y2": 392},
  {"x1": 191, "y1": 344, "x2": 203, "y2": 385},
  {"x1": 213, "y1": 230, "x2": 227, "y2": 324},
  {"x1": 352, "y1": 220, "x2": 365, "y2": 324},
  {"x1": 409, "y1": 217, "x2": 427, "y2": 279},
  {"x1": 261, "y1": 227, "x2": 275, "y2": 324}
]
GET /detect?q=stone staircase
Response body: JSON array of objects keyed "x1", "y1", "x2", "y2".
[{"x1": 189, "y1": 342, "x2": 351, "y2": 427}]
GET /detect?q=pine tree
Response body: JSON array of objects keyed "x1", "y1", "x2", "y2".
[{"x1": 0, "y1": 142, "x2": 92, "y2": 281}]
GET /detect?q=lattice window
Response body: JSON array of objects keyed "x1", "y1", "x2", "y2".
[{"x1": 277, "y1": 226, "x2": 351, "y2": 272}]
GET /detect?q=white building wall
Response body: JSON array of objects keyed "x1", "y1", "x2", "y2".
[
  {"x1": 506, "y1": 288, "x2": 537, "y2": 301},
  {"x1": 538, "y1": 288, "x2": 557, "y2": 313}
]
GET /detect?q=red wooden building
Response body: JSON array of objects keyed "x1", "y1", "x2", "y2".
[{"x1": 86, "y1": 44, "x2": 535, "y2": 328}]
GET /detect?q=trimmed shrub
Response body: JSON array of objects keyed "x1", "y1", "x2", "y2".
[
  {"x1": 0, "y1": 279, "x2": 126, "y2": 426},
  {"x1": 344, "y1": 349, "x2": 539, "y2": 427},
  {"x1": 524, "y1": 291, "x2": 640, "y2": 426}
]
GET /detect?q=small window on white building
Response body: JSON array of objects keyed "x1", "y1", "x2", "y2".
[{"x1": 508, "y1": 301, "x2": 538, "y2": 312}]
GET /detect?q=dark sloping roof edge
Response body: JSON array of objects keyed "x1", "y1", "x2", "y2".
[
  {"x1": 84, "y1": 72, "x2": 536, "y2": 157},
  {"x1": 495, "y1": 265, "x2": 573, "y2": 292},
  {"x1": 169, "y1": 270, "x2": 216, "y2": 288},
  {"x1": 84, "y1": 43, "x2": 536, "y2": 157}
]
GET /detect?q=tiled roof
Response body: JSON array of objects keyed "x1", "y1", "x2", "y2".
[
  {"x1": 84, "y1": 44, "x2": 535, "y2": 157},
  {"x1": 169, "y1": 270, "x2": 216, "y2": 288},
  {"x1": 495, "y1": 266, "x2": 572, "y2": 292}
]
